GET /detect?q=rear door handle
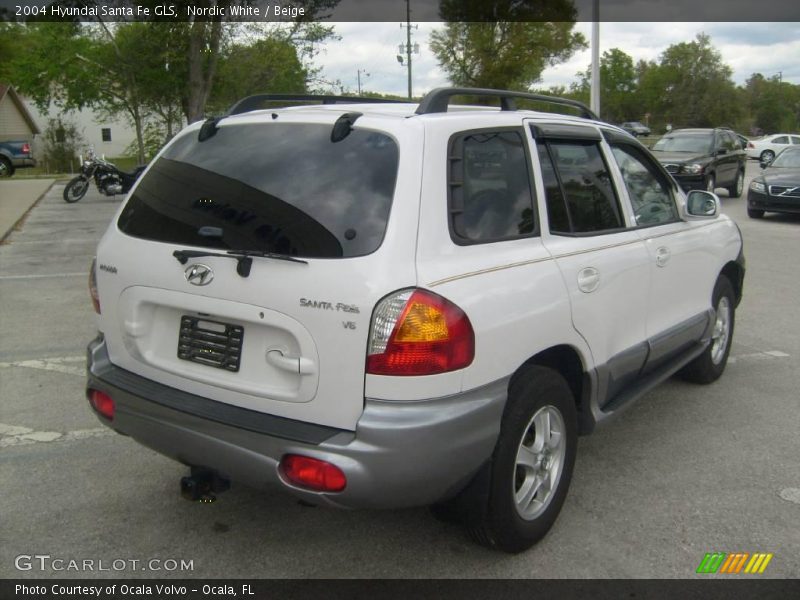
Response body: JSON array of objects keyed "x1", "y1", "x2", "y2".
[
  {"x1": 577, "y1": 267, "x2": 600, "y2": 293},
  {"x1": 266, "y1": 349, "x2": 316, "y2": 375},
  {"x1": 655, "y1": 246, "x2": 671, "y2": 267}
]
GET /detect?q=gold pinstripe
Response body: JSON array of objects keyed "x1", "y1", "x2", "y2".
[
  {"x1": 427, "y1": 221, "x2": 723, "y2": 288},
  {"x1": 427, "y1": 238, "x2": 639, "y2": 287}
]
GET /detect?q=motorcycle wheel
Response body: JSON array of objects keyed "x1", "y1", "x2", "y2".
[{"x1": 63, "y1": 176, "x2": 89, "y2": 203}]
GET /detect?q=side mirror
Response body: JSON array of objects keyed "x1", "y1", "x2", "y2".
[
  {"x1": 716, "y1": 148, "x2": 728, "y2": 155},
  {"x1": 760, "y1": 160, "x2": 771, "y2": 169},
  {"x1": 685, "y1": 190, "x2": 720, "y2": 219}
]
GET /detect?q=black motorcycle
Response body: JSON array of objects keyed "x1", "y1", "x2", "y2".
[{"x1": 63, "y1": 149, "x2": 147, "y2": 203}]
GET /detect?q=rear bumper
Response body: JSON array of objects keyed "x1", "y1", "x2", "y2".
[
  {"x1": 12, "y1": 157, "x2": 36, "y2": 169},
  {"x1": 86, "y1": 336, "x2": 507, "y2": 509}
]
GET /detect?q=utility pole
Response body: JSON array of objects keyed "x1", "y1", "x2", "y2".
[
  {"x1": 357, "y1": 69, "x2": 370, "y2": 95},
  {"x1": 590, "y1": 0, "x2": 600, "y2": 117},
  {"x1": 398, "y1": 0, "x2": 418, "y2": 99}
]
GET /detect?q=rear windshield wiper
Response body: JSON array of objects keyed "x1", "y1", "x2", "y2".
[{"x1": 173, "y1": 249, "x2": 307, "y2": 277}]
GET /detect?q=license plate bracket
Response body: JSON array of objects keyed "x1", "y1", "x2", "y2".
[{"x1": 177, "y1": 316, "x2": 244, "y2": 372}]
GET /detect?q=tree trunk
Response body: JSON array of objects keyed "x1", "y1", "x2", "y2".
[
  {"x1": 185, "y1": 11, "x2": 225, "y2": 123},
  {"x1": 131, "y1": 104, "x2": 146, "y2": 164}
]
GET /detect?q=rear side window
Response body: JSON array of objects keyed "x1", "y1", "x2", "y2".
[
  {"x1": 448, "y1": 129, "x2": 536, "y2": 244},
  {"x1": 720, "y1": 131, "x2": 737, "y2": 151},
  {"x1": 117, "y1": 123, "x2": 399, "y2": 258},
  {"x1": 537, "y1": 140, "x2": 624, "y2": 234}
]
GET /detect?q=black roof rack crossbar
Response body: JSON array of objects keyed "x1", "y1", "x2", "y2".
[
  {"x1": 227, "y1": 94, "x2": 406, "y2": 116},
  {"x1": 415, "y1": 87, "x2": 599, "y2": 120}
]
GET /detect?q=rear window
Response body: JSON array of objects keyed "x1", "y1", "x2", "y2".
[
  {"x1": 652, "y1": 133, "x2": 713, "y2": 154},
  {"x1": 117, "y1": 122, "x2": 400, "y2": 258}
]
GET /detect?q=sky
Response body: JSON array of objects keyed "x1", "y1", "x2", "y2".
[{"x1": 313, "y1": 22, "x2": 800, "y2": 97}]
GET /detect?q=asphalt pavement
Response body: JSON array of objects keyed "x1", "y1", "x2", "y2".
[{"x1": 0, "y1": 163, "x2": 798, "y2": 579}]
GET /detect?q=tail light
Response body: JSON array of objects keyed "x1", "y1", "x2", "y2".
[
  {"x1": 280, "y1": 455, "x2": 346, "y2": 492},
  {"x1": 88, "y1": 389, "x2": 115, "y2": 420},
  {"x1": 747, "y1": 142, "x2": 754, "y2": 148},
  {"x1": 21, "y1": 143, "x2": 30, "y2": 155},
  {"x1": 89, "y1": 258, "x2": 100, "y2": 314},
  {"x1": 366, "y1": 288, "x2": 474, "y2": 376}
]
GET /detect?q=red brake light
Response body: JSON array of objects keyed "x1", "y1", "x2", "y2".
[
  {"x1": 89, "y1": 258, "x2": 100, "y2": 314},
  {"x1": 88, "y1": 389, "x2": 115, "y2": 420},
  {"x1": 280, "y1": 455, "x2": 346, "y2": 492},
  {"x1": 747, "y1": 142, "x2": 754, "y2": 148},
  {"x1": 366, "y1": 289, "x2": 474, "y2": 376},
  {"x1": 22, "y1": 143, "x2": 30, "y2": 155}
]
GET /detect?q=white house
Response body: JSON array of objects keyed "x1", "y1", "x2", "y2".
[{"x1": 26, "y1": 102, "x2": 137, "y2": 160}]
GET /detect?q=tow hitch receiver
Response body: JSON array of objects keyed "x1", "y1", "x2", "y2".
[{"x1": 180, "y1": 467, "x2": 230, "y2": 503}]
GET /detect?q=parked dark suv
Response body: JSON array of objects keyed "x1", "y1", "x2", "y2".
[{"x1": 651, "y1": 128, "x2": 746, "y2": 197}]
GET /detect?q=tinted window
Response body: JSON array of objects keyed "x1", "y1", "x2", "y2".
[
  {"x1": 118, "y1": 123, "x2": 399, "y2": 258},
  {"x1": 536, "y1": 144, "x2": 570, "y2": 233},
  {"x1": 449, "y1": 130, "x2": 535, "y2": 243},
  {"x1": 610, "y1": 145, "x2": 678, "y2": 226},
  {"x1": 791, "y1": 136, "x2": 800, "y2": 145},
  {"x1": 652, "y1": 133, "x2": 713, "y2": 154},
  {"x1": 721, "y1": 132, "x2": 737, "y2": 151},
  {"x1": 539, "y1": 140, "x2": 623, "y2": 234},
  {"x1": 772, "y1": 136, "x2": 789, "y2": 144}
]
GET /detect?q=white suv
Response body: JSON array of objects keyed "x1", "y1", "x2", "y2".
[{"x1": 86, "y1": 88, "x2": 745, "y2": 553}]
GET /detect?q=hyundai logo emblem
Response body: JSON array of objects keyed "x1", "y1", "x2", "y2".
[{"x1": 185, "y1": 264, "x2": 214, "y2": 286}]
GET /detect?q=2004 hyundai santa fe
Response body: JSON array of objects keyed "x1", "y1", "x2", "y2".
[{"x1": 85, "y1": 88, "x2": 745, "y2": 552}]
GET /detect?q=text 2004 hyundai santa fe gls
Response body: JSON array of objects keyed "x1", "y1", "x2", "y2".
[{"x1": 85, "y1": 88, "x2": 744, "y2": 553}]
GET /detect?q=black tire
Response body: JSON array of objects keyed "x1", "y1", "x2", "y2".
[
  {"x1": 760, "y1": 150, "x2": 775, "y2": 164},
  {"x1": 0, "y1": 157, "x2": 13, "y2": 178},
  {"x1": 747, "y1": 207, "x2": 765, "y2": 219},
  {"x1": 63, "y1": 176, "x2": 89, "y2": 203},
  {"x1": 679, "y1": 276, "x2": 736, "y2": 384},
  {"x1": 727, "y1": 169, "x2": 744, "y2": 198},
  {"x1": 468, "y1": 365, "x2": 577, "y2": 553},
  {"x1": 705, "y1": 173, "x2": 716, "y2": 193}
]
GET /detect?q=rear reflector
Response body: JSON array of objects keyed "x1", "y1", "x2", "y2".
[
  {"x1": 279, "y1": 454, "x2": 346, "y2": 492},
  {"x1": 88, "y1": 389, "x2": 115, "y2": 421}
]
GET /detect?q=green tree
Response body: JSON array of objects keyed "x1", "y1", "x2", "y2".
[
  {"x1": 640, "y1": 33, "x2": 741, "y2": 129},
  {"x1": 209, "y1": 37, "x2": 307, "y2": 111},
  {"x1": 3, "y1": 15, "x2": 337, "y2": 161},
  {"x1": 40, "y1": 116, "x2": 86, "y2": 173},
  {"x1": 430, "y1": 21, "x2": 586, "y2": 91},
  {"x1": 3, "y1": 22, "x2": 159, "y2": 162},
  {"x1": 744, "y1": 73, "x2": 800, "y2": 134},
  {"x1": 573, "y1": 48, "x2": 639, "y2": 124},
  {"x1": 168, "y1": 0, "x2": 339, "y2": 123}
]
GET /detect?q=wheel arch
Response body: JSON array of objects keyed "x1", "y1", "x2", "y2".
[
  {"x1": 512, "y1": 344, "x2": 593, "y2": 435},
  {"x1": 720, "y1": 260, "x2": 744, "y2": 307}
]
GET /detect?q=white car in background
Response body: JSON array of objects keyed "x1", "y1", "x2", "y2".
[{"x1": 746, "y1": 133, "x2": 800, "y2": 163}]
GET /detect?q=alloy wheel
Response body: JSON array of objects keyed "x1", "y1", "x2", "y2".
[
  {"x1": 711, "y1": 296, "x2": 731, "y2": 365},
  {"x1": 513, "y1": 405, "x2": 567, "y2": 520}
]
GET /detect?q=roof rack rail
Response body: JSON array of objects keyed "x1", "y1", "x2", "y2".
[
  {"x1": 227, "y1": 94, "x2": 405, "y2": 116},
  {"x1": 415, "y1": 87, "x2": 599, "y2": 120}
]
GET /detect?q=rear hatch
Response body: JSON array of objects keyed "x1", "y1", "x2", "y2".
[{"x1": 95, "y1": 113, "x2": 420, "y2": 430}]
